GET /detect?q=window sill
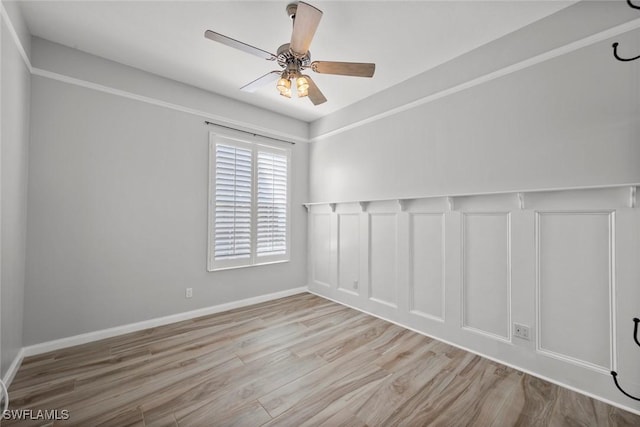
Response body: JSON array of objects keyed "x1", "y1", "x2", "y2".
[{"x1": 208, "y1": 259, "x2": 290, "y2": 272}]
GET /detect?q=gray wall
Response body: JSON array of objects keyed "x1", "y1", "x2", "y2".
[
  {"x1": 309, "y1": 26, "x2": 640, "y2": 202},
  {"x1": 23, "y1": 70, "x2": 309, "y2": 345},
  {"x1": 0, "y1": 12, "x2": 31, "y2": 376},
  {"x1": 30, "y1": 37, "x2": 307, "y2": 143}
]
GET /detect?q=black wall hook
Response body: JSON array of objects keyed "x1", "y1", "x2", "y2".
[
  {"x1": 610, "y1": 318, "x2": 640, "y2": 401},
  {"x1": 612, "y1": 43, "x2": 640, "y2": 62},
  {"x1": 612, "y1": 1, "x2": 640, "y2": 62},
  {"x1": 611, "y1": 371, "x2": 640, "y2": 401}
]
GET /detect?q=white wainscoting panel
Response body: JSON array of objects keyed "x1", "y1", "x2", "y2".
[
  {"x1": 311, "y1": 213, "x2": 332, "y2": 287},
  {"x1": 462, "y1": 213, "x2": 511, "y2": 340},
  {"x1": 409, "y1": 213, "x2": 445, "y2": 321},
  {"x1": 369, "y1": 213, "x2": 398, "y2": 307},
  {"x1": 338, "y1": 213, "x2": 361, "y2": 295},
  {"x1": 536, "y1": 211, "x2": 614, "y2": 373},
  {"x1": 306, "y1": 186, "x2": 640, "y2": 414}
]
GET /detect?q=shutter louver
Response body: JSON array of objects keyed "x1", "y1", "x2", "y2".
[
  {"x1": 257, "y1": 151, "x2": 288, "y2": 257},
  {"x1": 214, "y1": 144, "x2": 252, "y2": 260}
]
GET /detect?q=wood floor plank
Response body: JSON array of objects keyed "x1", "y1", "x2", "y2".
[
  {"x1": 489, "y1": 373, "x2": 528, "y2": 427},
  {"x1": 297, "y1": 304, "x2": 360, "y2": 328},
  {"x1": 232, "y1": 322, "x2": 310, "y2": 362},
  {"x1": 93, "y1": 406, "x2": 145, "y2": 427},
  {"x1": 12, "y1": 341, "x2": 240, "y2": 414},
  {"x1": 428, "y1": 359, "x2": 518, "y2": 427},
  {"x1": 365, "y1": 324, "x2": 413, "y2": 353},
  {"x1": 8, "y1": 377, "x2": 76, "y2": 408},
  {"x1": 516, "y1": 374, "x2": 559, "y2": 425},
  {"x1": 144, "y1": 413, "x2": 178, "y2": 427},
  {"x1": 108, "y1": 316, "x2": 261, "y2": 356},
  {"x1": 350, "y1": 351, "x2": 450, "y2": 425},
  {"x1": 74, "y1": 342, "x2": 232, "y2": 391},
  {"x1": 288, "y1": 313, "x2": 379, "y2": 357},
  {"x1": 262, "y1": 364, "x2": 391, "y2": 427},
  {"x1": 314, "y1": 318, "x2": 395, "y2": 363},
  {"x1": 89, "y1": 356, "x2": 242, "y2": 421},
  {"x1": 149, "y1": 350, "x2": 326, "y2": 425},
  {"x1": 320, "y1": 407, "x2": 369, "y2": 427},
  {"x1": 5, "y1": 293, "x2": 640, "y2": 426},
  {"x1": 10, "y1": 346, "x2": 150, "y2": 391},
  {"x1": 258, "y1": 344, "x2": 381, "y2": 418},
  {"x1": 548, "y1": 386, "x2": 640, "y2": 427},
  {"x1": 177, "y1": 400, "x2": 271, "y2": 427},
  {"x1": 381, "y1": 365, "x2": 475, "y2": 425},
  {"x1": 374, "y1": 332, "x2": 436, "y2": 372},
  {"x1": 236, "y1": 309, "x2": 371, "y2": 364}
]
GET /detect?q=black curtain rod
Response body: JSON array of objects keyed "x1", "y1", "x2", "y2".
[{"x1": 204, "y1": 121, "x2": 296, "y2": 145}]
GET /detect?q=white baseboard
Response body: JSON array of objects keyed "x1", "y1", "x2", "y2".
[
  {"x1": 2, "y1": 348, "x2": 26, "y2": 388},
  {"x1": 307, "y1": 288, "x2": 640, "y2": 417},
  {"x1": 22, "y1": 287, "x2": 308, "y2": 358}
]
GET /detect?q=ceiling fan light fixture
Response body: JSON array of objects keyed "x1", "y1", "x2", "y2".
[
  {"x1": 296, "y1": 75, "x2": 309, "y2": 97},
  {"x1": 279, "y1": 86, "x2": 292, "y2": 98},
  {"x1": 276, "y1": 73, "x2": 291, "y2": 94}
]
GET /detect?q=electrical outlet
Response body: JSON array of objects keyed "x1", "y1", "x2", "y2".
[
  {"x1": 185, "y1": 288, "x2": 193, "y2": 299},
  {"x1": 353, "y1": 280, "x2": 359, "y2": 290},
  {"x1": 513, "y1": 323, "x2": 530, "y2": 340}
]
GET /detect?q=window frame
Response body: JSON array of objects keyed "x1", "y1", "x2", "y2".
[{"x1": 207, "y1": 132, "x2": 291, "y2": 271}]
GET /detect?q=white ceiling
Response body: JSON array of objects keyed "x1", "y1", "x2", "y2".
[{"x1": 19, "y1": 1, "x2": 576, "y2": 122}]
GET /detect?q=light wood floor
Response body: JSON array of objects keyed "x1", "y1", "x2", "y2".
[{"x1": 7, "y1": 293, "x2": 640, "y2": 426}]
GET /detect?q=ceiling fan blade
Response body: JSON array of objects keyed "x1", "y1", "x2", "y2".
[
  {"x1": 311, "y1": 61, "x2": 375, "y2": 77},
  {"x1": 303, "y1": 75, "x2": 327, "y2": 105},
  {"x1": 290, "y1": 2, "x2": 323, "y2": 56},
  {"x1": 240, "y1": 71, "x2": 282, "y2": 92},
  {"x1": 205, "y1": 30, "x2": 276, "y2": 60}
]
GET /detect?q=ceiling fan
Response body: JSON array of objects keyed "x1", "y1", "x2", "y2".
[{"x1": 204, "y1": 1, "x2": 376, "y2": 105}]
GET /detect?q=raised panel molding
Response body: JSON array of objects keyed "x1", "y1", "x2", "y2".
[
  {"x1": 409, "y1": 213, "x2": 445, "y2": 321},
  {"x1": 338, "y1": 214, "x2": 361, "y2": 295},
  {"x1": 311, "y1": 213, "x2": 331, "y2": 287},
  {"x1": 461, "y1": 213, "x2": 511, "y2": 341},
  {"x1": 369, "y1": 213, "x2": 398, "y2": 308},
  {"x1": 306, "y1": 188, "x2": 640, "y2": 413},
  {"x1": 536, "y1": 211, "x2": 615, "y2": 373}
]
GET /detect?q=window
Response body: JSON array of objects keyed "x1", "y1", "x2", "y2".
[{"x1": 208, "y1": 133, "x2": 290, "y2": 271}]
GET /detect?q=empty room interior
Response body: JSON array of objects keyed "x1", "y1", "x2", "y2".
[{"x1": 1, "y1": 0, "x2": 640, "y2": 425}]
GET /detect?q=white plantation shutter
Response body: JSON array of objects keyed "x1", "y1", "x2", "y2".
[
  {"x1": 213, "y1": 143, "x2": 252, "y2": 261},
  {"x1": 257, "y1": 151, "x2": 288, "y2": 256},
  {"x1": 208, "y1": 134, "x2": 290, "y2": 271}
]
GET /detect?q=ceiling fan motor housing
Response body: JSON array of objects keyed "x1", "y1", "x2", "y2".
[{"x1": 277, "y1": 43, "x2": 311, "y2": 75}]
